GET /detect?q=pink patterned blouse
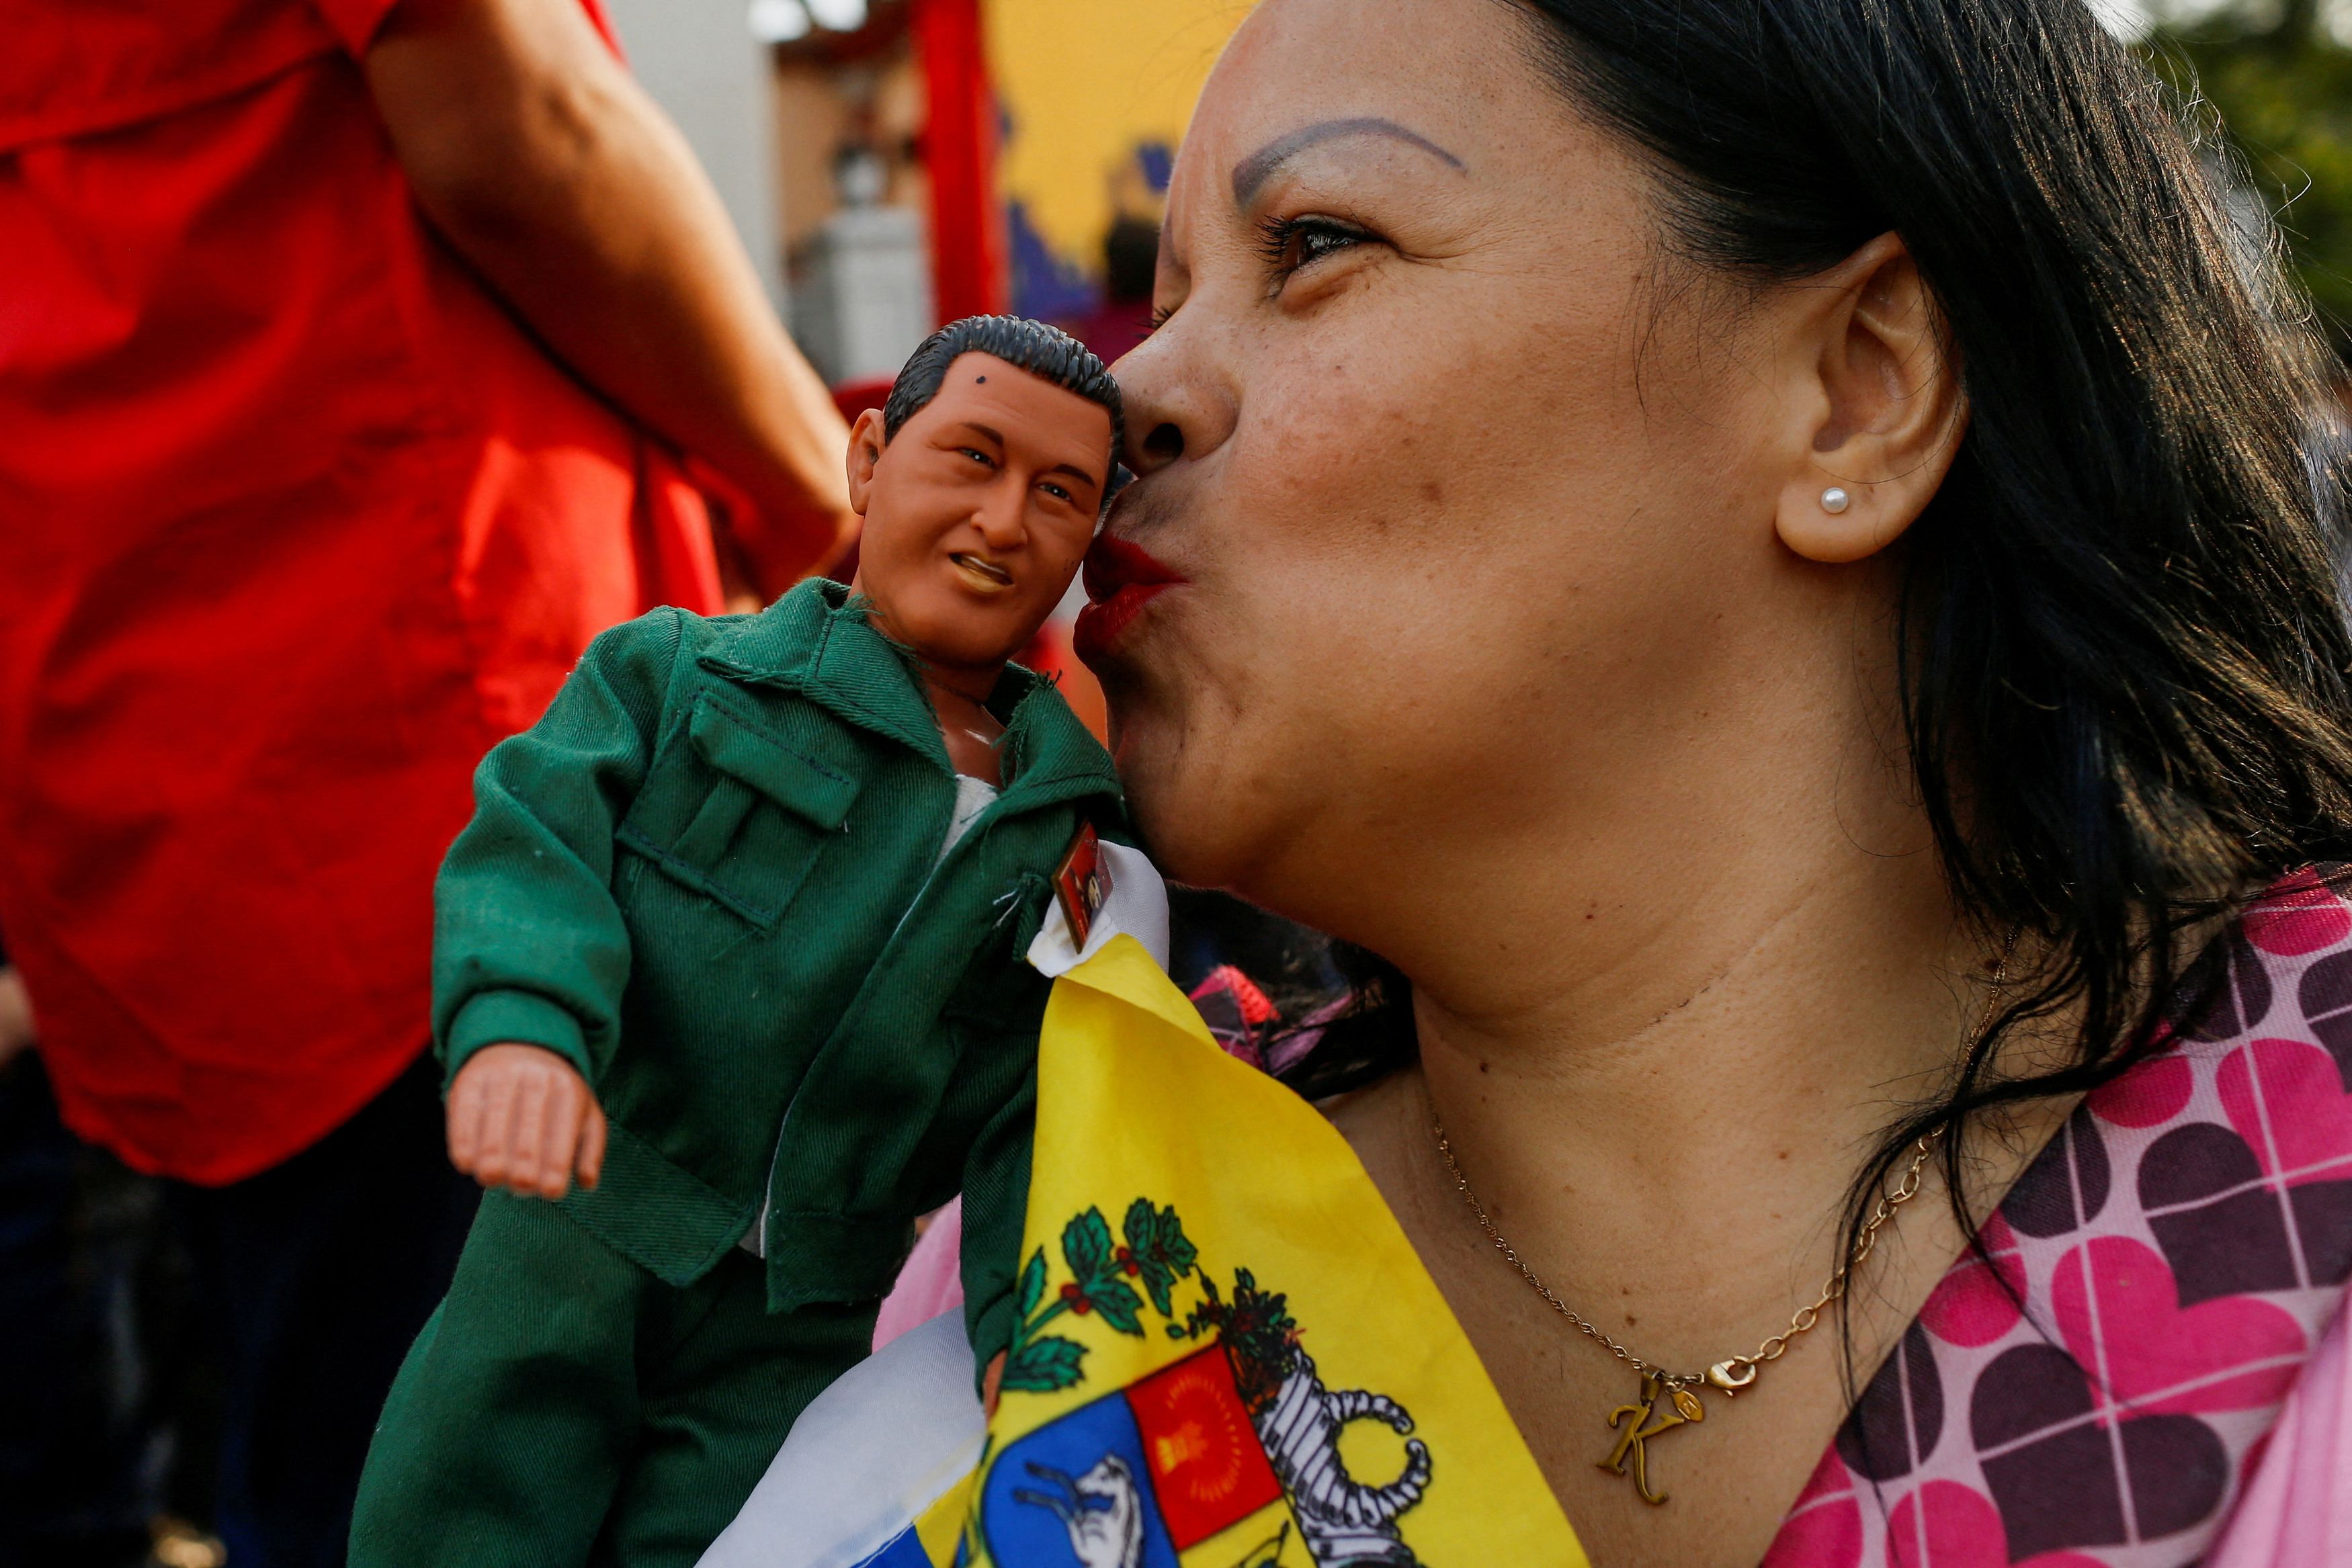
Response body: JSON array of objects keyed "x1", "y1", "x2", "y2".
[{"x1": 1763, "y1": 869, "x2": 2352, "y2": 1567}]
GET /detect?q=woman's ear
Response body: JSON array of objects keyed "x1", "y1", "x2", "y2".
[
  {"x1": 1773, "y1": 232, "x2": 1968, "y2": 564},
  {"x1": 845, "y1": 407, "x2": 888, "y2": 519}
]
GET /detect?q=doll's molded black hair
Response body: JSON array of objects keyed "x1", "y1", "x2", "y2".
[{"x1": 882, "y1": 315, "x2": 1125, "y2": 467}]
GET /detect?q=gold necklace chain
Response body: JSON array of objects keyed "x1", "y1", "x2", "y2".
[
  {"x1": 1428, "y1": 939, "x2": 2013, "y2": 1506},
  {"x1": 1431, "y1": 1115, "x2": 1941, "y2": 1396}
]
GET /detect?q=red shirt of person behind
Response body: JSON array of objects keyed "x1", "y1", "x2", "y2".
[{"x1": 0, "y1": 0, "x2": 743, "y2": 1183}]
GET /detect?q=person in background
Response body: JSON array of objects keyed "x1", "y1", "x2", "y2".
[
  {"x1": 0, "y1": 1, "x2": 855, "y2": 1563},
  {"x1": 1058, "y1": 213, "x2": 1163, "y2": 367}
]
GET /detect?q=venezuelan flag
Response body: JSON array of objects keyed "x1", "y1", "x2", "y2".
[
  {"x1": 702, "y1": 866, "x2": 1583, "y2": 1568},
  {"x1": 960, "y1": 930, "x2": 1580, "y2": 1567}
]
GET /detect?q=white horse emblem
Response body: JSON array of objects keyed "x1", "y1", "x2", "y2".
[{"x1": 1013, "y1": 1454, "x2": 1147, "y2": 1568}]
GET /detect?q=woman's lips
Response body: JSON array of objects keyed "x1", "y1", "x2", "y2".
[{"x1": 1073, "y1": 535, "x2": 1186, "y2": 661}]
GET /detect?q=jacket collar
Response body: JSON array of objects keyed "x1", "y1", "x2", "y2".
[
  {"x1": 996, "y1": 672, "x2": 1124, "y2": 810},
  {"x1": 697, "y1": 580, "x2": 1122, "y2": 808}
]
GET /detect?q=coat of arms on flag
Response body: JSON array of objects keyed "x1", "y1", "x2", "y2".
[
  {"x1": 698, "y1": 846, "x2": 1585, "y2": 1568},
  {"x1": 976, "y1": 1198, "x2": 1434, "y2": 1567}
]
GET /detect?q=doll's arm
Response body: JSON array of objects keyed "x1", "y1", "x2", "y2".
[{"x1": 433, "y1": 612, "x2": 682, "y2": 1116}]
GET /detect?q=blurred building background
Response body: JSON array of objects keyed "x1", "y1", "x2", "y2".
[
  {"x1": 595, "y1": 0, "x2": 2348, "y2": 395},
  {"x1": 603, "y1": 0, "x2": 792, "y2": 308},
  {"x1": 600, "y1": 0, "x2": 1247, "y2": 396}
]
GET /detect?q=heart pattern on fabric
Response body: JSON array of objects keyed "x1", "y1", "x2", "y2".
[
  {"x1": 1970, "y1": 1343, "x2": 2230, "y2": 1560},
  {"x1": 2050, "y1": 1237, "x2": 2304, "y2": 1414},
  {"x1": 2242, "y1": 867, "x2": 2352, "y2": 956},
  {"x1": 2298, "y1": 947, "x2": 2352, "y2": 1088},
  {"x1": 1884, "y1": 1480, "x2": 2008, "y2": 1568},
  {"x1": 1759, "y1": 869, "x2": 2352, "y2": 1568},
  {"x1": 2217, "y1": 1037, "x2": 2352, "y2": 1185},
  {"x1": 1761, "y1": 1449, "x2": 1863, "y2": 1568},
  {"x1": 2086, "y1": 1053, "x2": 2192, "y2": 1129},
  {"x1": 2001, "y1": 1106, "x2": 2109, "y2": 1240},
  {"x1": 1917, "y1": 1213, "x2": 2025, "y2": 1350},
  {"x1": 2179, "y1": 931, "x2": 2274, "y2": 1043},
  {"x1": 2140, "y1": 1122, "x2": 2308, "y2": 1305},
  {"x1": 1839, "y1": 1324, "x2": 1943, "y2": 1482}
]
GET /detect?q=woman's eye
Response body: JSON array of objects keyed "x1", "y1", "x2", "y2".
[
  {"x1": 960, "y1": 448, "x2": 993, "y2": 467},
  {"x1": 1256, "y1": 215, "x2": 1374, "y2": 280},
  {"x1": 1041, "y1": 482, "x2": 1073, "y2": 503}
]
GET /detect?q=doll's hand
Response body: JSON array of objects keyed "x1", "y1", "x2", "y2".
[{"x1": 446, "y1": 1043, "x2": 607, "y2": 1199}]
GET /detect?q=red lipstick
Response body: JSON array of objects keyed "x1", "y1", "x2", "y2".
[{"x1": 1073, "y1": 535, "x2": 1186, "y2": 661}]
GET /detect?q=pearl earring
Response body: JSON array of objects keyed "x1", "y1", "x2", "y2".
[{"x1": 1820, "y1": 486, "x2": 1851, "y2": 515}]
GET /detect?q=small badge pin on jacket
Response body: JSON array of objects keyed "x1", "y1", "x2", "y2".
[{"x1": 1053, "y1": 823, "x2": 1113, "y2": 950}]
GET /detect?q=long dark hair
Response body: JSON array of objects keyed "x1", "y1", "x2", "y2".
[{"x1": 1289, "y1": 0, "x2": 2352, "y2": 1359}]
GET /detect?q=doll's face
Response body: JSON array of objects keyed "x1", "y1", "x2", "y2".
[{"x1": 849, "y1": 354, "x2": 1113, "y2": 676}]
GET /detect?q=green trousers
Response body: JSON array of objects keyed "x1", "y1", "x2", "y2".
[{"x1": 349, "y1": 1191, "x2": 874, "y2": 1568}]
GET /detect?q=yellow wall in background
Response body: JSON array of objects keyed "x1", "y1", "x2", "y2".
[{"x1": 984, "y1": 0, "x2": 1255, "y2": 280}]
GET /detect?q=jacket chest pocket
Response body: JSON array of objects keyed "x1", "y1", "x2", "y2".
[{"x1": 619, "y1": 695, "x2": 860, "y2": 929}]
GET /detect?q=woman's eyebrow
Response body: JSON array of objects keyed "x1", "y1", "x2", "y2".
[{"x1": 1230, "y1": 117, "x2": 1466, "y2": 206}]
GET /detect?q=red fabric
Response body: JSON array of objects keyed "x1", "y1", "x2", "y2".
[
  {"x1": 0, "y1": 0, "x2": 338, "y2": 149},
  {"x1": 308, "y1": 0, "x2": 409, "y2": 52},
  {"x1": 0, "y1": 1, "x2": 722, "y2": 1184},
  {"x1": 831, "y1": 374, "x2": 895, "y2": 425}
]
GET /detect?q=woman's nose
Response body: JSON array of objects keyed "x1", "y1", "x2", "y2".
[{"x1": 1111, "y1": 320, "x2": 1235, "y2": 480}]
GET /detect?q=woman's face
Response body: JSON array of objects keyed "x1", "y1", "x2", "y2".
[{"x1": 1087, "y1": 0, "x2": 1887, "y2": 948}]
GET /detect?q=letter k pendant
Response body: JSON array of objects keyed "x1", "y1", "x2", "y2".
[{"x1": 1598, "y1": 1371, "x2": 1705, "y2": 1506}]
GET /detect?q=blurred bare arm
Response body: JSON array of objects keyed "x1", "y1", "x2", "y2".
[{"x1": 364, "y1": 0, "x2": 854, "y2": 591}]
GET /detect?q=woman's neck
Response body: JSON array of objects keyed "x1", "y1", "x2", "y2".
[
  {"x1": 1412, "y1": 843, "x2": 1980, "y2": 1240},
  {"x1": 1296, "y1": 570, "x2": 2004, "y2": 1307},
  {"x1": 1297, "y1": 586, "x2": 2073, "y2": 1568}
]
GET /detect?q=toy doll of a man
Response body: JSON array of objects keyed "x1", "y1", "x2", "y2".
[{"x1": 350, "y1": 316, "x2": 1124, "y2": 1567}]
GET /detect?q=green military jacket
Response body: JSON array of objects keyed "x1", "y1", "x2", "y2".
[{"x1": 432, "y1": 579, "x2": 1124, "y2": 1360}]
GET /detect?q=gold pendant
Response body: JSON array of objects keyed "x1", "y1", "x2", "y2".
[{"x1": 1597, "y1": 1371, "x2": 1704, "y2": 1505}]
